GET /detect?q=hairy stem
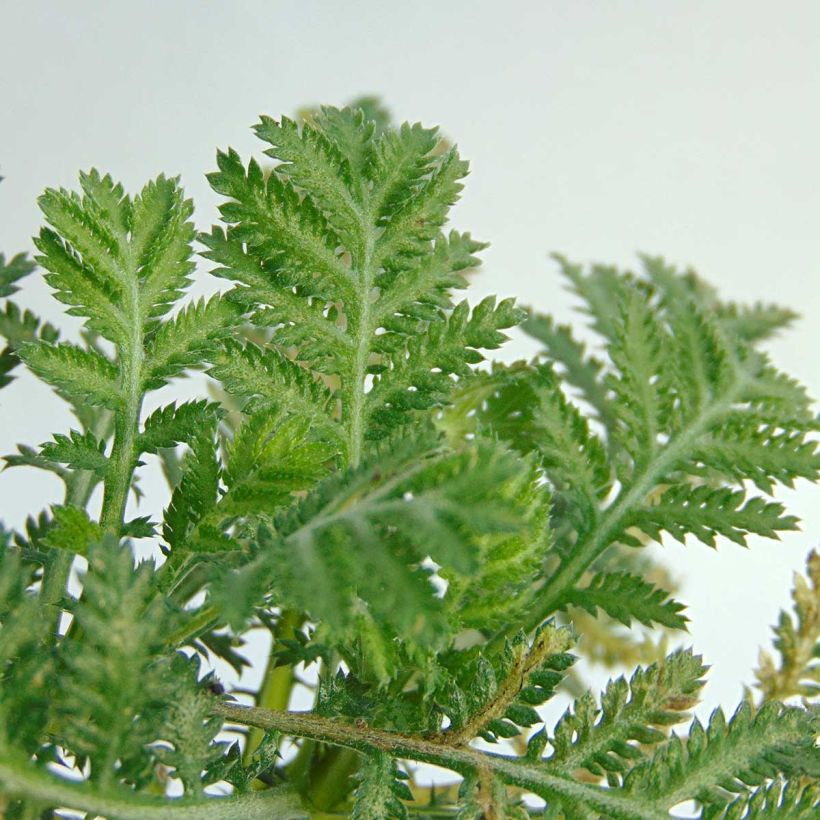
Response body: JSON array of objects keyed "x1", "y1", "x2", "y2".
[
  {"x1": 244, "y1": 609, "x2": 302, "y2": 765},
  {"x1": 41, "y1": 411, "x2": 114, "y2": 633},
  {"x1": 0, "y1": 757, "x2": 304, "y2": 819},
  {"x1": 99, "y1": 263, "x2": 144, "y2": 534},
  {"x1": 214, "y1": 702, "x2": 666, "y2": 819},
  {"x1": 440, "y1": 624, "x2": 574, "y2": 747},
  {"x1": 346, "y1": 222, "x2": 376, "y2": 469}
]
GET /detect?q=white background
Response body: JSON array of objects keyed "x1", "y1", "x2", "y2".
[{"x1": 1, "y1": 0, "x2": 819, "y2": 719}]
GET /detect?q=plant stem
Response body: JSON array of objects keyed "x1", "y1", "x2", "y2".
[
  {"x1": 213, "y1": 702, "x2": 665, "y2": 820},
  {"x1": 100, "y1": 271, "x2": 144, "y2": 534},
  {"x1": 244, "y1": 609, "x2": 302, "y2": 765},
  {"x1": 41, "y1": 408, "x2": 112, "y2": 634},
  {"x1": 165, "y1": 605, "x2": 220, "y2": 648},
  {"x1": 306, "y1": 748, "x2": 361, "y2": 812},
  {"x1": 0, "y1": 757, "x2": 304, "y2": 819},
  {"x1": 346, "y1": 223, "x2": 376, "y2": 468}
]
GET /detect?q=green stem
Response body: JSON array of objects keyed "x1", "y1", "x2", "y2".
[
  {"x1": 165, "y1": 605, "x2": 220, "y2": 648},
  {"x1": 99, "y1": 273, "x2": 144, "y2": 534},
  {"x1": 346, "y1": 224, "x2": 376, "y2": 468},
  {"x1": 214, "y1": 702, "x2": 665, "y2": 820},
  {"x1": 306, "y1": 748, "x2": 361, "y2": 812},
  {"x1": 244, "y1": 609, "x2": 303, "y2": 764},
  {"x1": 0, "y1": 757, "x2": 304, "y2": 819},
  {"x1": 41, "y1": 409, "x2": 113, "y2": 634}
]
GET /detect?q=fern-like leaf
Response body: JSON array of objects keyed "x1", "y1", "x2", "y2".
[
  {"x1": 620, "y1": 701, "x2": 819, "y2": 812},
  {"x1": 544, "y1": 649, "x2": 706, "y2": 783},
  {"x1": 204, "y1": 104, "x2": 513, "y2": 465},
  {"x1": 565, "y1": 571, "x2": 688, "y2": 630}
]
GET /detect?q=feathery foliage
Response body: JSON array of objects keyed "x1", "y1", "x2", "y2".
[{"x1": 0, "y1": 101, "x2": 817, "y2": 818}]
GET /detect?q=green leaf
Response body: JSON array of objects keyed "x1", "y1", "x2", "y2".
[
  {"x1": 565, "y1": 571, "x2": 688, "y2": 630},
  {"x1": 206, "y1": 105, "x2": 504, "y2": 464},
  {"x1": 629, "y1": 485, "x2": 799, "y2": 548},
  {"x1": 0, "y1": 547, "x2": 55, "y2": 752},
  {"x1": 139, "y1": 400, "x2": 225, "y2": 454},
  {"x1": 227, "y1": 434, "x2": 544, "y2": 677},
  {"x1": 35, "y1": 171, "x2": 197, "y2": 346},
  {"x1": 42, "y1": 506, "x2": 103, "y2": 554},
  {"x1": 40, "y1": 429, "x2": 108, "y2": 477},
  {"x1": 621, "y1": 701, "x2": 819, "y2": 811},
  {"x1": 156, "y1": 663, "x2": 227, "y2": 796},
  {"x1": 143, "y1": 296, "x2": 241, "y2": 390},
  {"x1": 523, "y1": 257, "x2": 818, "y2": 630},
  {"x1": 709, "y1": 779, "x2": 819, "y2": 819},
  {"x1": 220, "y1": 410, "x2": 337, "y2": 518},
  {"x1": 208, "y1": 340, "x2": 341, "y2": 441},
  {"x1": 254, "y1": 114, "x2": 364, "y2": 243},
  {"x1": 0, "y1": 252, "x2": 36, "y2": 299},
  {"x1": 607, "y1": 287, "x2": 671, "y2": 473},
  {"x1": 366, "y1": 296, "x2": 523, "y2": 441},
  {"x1": 544, "y1": 650, "x2": 707, "y2": 782},
  {"x1": 443, "y1": 457, "x2": 553, "y2": 633},
  {"x1": 19, "y1": 342, "x2": 121, "y2": 409},
  {"x1": 352, "y1": 751, "x2": 411, "y2": 820},
  {"x1": 522, "y1": 310, "x2": 613, "y2": 428},
  {"x1": 0, "y1": 301, "x2": 58, "y2": 389},
  {"x1": 56, "y1": 538, "x2": 172, "y2": 782},
  {"x1": 474, "y1": 362, "x2": 612, "y2": 532},
  {"x1": 163, "y1": 426, "x2": 223, "y2": 552}
]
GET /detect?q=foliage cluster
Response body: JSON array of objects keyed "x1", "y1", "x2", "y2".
[{"x1": 0, "y1": 101, "x2": 818, "y2": 818}]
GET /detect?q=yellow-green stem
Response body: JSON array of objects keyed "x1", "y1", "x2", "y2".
[{"x1": 245, "y1": 609, "x2": 303, "y2": 766}]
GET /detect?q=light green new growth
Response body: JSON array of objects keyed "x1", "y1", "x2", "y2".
[{"x1": 0, "y1": 103, "x2": 817, "y2": 819}]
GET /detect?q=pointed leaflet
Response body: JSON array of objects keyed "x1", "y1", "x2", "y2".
[
  {"x1": 139, "y1": 400, "x2": 224, "y2": 454},
  {"x1": 522, "y1": 310, "x2": 614, "y2": 428},
  {"x1": 640, "y1": 253, "x2": 798, "y2": 344},
  {"x1": 56, "y1": 538, "x2": 175, "y2": 783},
  {"x1": 628, "y1": 485, "x2": 799, "y2": 548},
  {"x1": 351, "y1": 751, "x2": 411, "y2": 820},
  {"x1": 0, "y1": 252, "x2": 35, "y2": 299},
  {"x1": 208, "y1": 340, "x2": 343, "y2": 444},
  {"x1": 19, "y1": 342, "x2": 121, "y2": 409},
  {"x1": 606, "y1": 287, "x2": 671, "y2": 475},
  {"x1": 39, "y1": 429, "x2": 108, "y2": 477},
  {"x1": 142, "y1": 296, "x2": 241, "y2": 389},
  {"x1": 710, "y1": 779, "x2": 819, "y2": 819},
  {"x1": 35, "y1": 171, "x2": 195, "y2": 345},
  {"x1": 565, "y1": 571, "x2": 688, "y2": 630},
  {"x1": 31, "y1": 170, "x2": 238, "y2": 396},
  {"x1": 543, "y1": 650, "x2": 706, "y2": 783},
  {"x1": 475, "y1": 361, "x2": 612, "y2": 532},
  {"x1": 620, "y1": 701, "x2": 819, "y2": 813},
  {"x1": 366, "y1": 296, "x2": 523, "y2": 441},
  {"x1": 162, "y1": 409, "x2": 336, "y2": 557},
  {"x1": 0, "y1": 254, "x2": 57, "y2": 389}
]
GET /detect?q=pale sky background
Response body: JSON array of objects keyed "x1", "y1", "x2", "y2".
[{"x1": 1, "y1": 0, "x2": 819, "y2": 723}]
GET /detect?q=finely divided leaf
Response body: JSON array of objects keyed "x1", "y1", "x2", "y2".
[{"x1": 566, "y1": 572, "x2": 688, "y2": 630}]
